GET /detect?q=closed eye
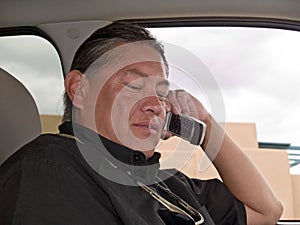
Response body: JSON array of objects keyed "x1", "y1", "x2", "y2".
[{"x1": 127, "y1": 83, "x2": 143, "y2": 90}]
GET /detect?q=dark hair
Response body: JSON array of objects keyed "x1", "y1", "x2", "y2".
[{"x1": 62, "y1": 22, "x2": 168, "y2": 122}]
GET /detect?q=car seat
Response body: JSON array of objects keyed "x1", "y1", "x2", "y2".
[{"x1": 0, "y1": 68, "x2": 41, "y2": 165}]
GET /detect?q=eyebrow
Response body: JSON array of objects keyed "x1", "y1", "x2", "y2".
[
  {"x1": 127, "y1": 69, "x2": 148, "y2": 78},
  {"x1": 127, "y1": 69, "x2": 170, "y2": 86}
]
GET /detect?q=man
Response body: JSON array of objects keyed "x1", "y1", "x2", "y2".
[{"x1": 0, "y1": 22, "x2": 282, "y2": 224}]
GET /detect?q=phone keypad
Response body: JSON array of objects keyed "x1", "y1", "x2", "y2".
[{"x1": 169, "y1": 114, "x2": 193, "y2": 139}]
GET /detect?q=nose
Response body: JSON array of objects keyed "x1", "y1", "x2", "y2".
[{"x1": 140, "y1": 96, "x2": 165, "y2": 115}]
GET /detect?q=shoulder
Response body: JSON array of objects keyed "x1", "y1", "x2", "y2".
[
  {"x1": 0, "y1": 134, "x2": 116, "y2": 224},
  {"x1": 0, "y1": 133, "x2": 95, "y2": 198},
  {"x1": 0, "y1": 134, "x2": 83, "y2": 176}
]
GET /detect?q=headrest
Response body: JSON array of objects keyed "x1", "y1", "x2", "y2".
[{"x1": 0, "y1": 68, "x2": 41, "y2": 165}]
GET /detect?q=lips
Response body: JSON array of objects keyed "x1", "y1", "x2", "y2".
[
  {"x1": 132, "y1": 120, "x2": 159, "y2": 133},
  {"x1": 148, "y1": 122, "x2": 159, "y2": 132}
]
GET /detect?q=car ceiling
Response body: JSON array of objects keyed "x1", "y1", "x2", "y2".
[
  {"x1": 2, "y1": 0, "x2": 300, "y2": 74},
  {"x1": 1, "y1": 0, "x2": 300, "y2": 28}
]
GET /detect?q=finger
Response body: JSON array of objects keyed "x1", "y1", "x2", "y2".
[
  {"x1": 167, "y1": 90, "x2": 181, "y2": 114},
  {"x1": 189, "y1": 94, "x2": 210, "y2": 121},
  {"x1": 185, "y1": 94, "x2": 200, "y2": 119},
  {"x1": 175, "y1": 90, "x2": 190, "y2": 115},
  {"x1": 165, "y1": 100, "x2": 172, "y2": 112}
]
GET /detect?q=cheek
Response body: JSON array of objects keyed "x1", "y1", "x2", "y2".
[
  {"x1": 94, "y1": 89, "x2": 117, "y2": 127},
  {"x1": 109, "y1": 93, "x2": 136, "y2": 123},
  {"x1": 95, "y1": 84, "x2": 120, "y2": 114},
  {"x1": 115, "y1": 95, "x2": 135, "y2": 114}
]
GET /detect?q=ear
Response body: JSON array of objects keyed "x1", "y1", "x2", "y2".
[{"x1": 64, "y1": 70, "x2": 85, "y2": 109}]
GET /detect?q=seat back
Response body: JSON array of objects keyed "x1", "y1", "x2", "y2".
[{"x1": 0, "y1": 68, "x2": 41, "y2": 165}]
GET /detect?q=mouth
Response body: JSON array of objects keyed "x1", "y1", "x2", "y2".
[{"x1": 132, "y1": 121, "x2": 159, "y2": 134}]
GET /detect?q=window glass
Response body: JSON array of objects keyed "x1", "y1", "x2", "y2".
[
  {"x1": 0, "y1": 35, "x2": 64, "y2": 115},
  {"x1": 149, "y1": 27, "x2": 300, "y2": 174},
  {"x1": 1, "y1": 29, "x2": 299, "y2": 175},
  {"x1": 0, "y1": 27, "x2": 299, "y2": 220}
]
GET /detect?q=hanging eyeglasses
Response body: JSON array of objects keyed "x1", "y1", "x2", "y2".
[
  {"x1": 103, "y1": 156, "x2": 216, "y2": 225},
  {"x1": 137, "y1": 180, "x2": 205, "y2": 225}
]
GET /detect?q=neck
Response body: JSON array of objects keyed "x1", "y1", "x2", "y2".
[
  {"x1": 143, "y1": 150, "x2": 155, "y2": 159},
  {"x1": 70, "y1": 118, "x2": 157, "y2": 159}
]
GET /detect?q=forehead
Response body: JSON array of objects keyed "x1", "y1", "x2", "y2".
[
  {"x1": 119, "y1": 61, "x2": 167, "y2": 79},
  {"x1": 90, "y1": 42, "x2": 168, "y2": 85},
  {"x1": 107, "y1": 42, "x2": 166, "y2": 71}
]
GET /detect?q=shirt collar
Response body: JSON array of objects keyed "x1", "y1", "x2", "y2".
[{"x1": 58, "y1": 121, "x2": 161, "y2": 183}]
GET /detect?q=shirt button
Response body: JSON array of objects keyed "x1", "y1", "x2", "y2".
[{"x1": 134, "y1": 155, "x2": 140, "y2": 161}]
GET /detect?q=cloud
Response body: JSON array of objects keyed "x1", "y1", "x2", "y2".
[
  {"x1": 1, "y1": 28, "x2": 299, "y2": 147},
  {"x1": 0, "y1": 35, "x2": 64, "y2": 115},
  {"x1": 149, "y1": 27, "x2": 300, "y2": 146}
]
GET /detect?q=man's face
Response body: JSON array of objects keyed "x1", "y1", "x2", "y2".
[{"x1": 90, "y1": 44, "x2": 169, "y2": 154}]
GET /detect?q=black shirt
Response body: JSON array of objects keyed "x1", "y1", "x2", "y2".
[{"x1": 0, "y1": 122, "x2": 246, "y2": 225}]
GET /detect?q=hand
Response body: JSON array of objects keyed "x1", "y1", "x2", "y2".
[{"x1": 162, "y1": 89, "x2": 212, "y2": 147}]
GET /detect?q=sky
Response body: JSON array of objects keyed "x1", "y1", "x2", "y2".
[
  {"x1": 0, "y1": 26, "x2": 300, "y2": 173},
  {"x1": 148, "y1": 27, "x2": 300, "y2": 147},
  {"x1": 0, "y1": 35, "x2": 65, "y2": 115}
]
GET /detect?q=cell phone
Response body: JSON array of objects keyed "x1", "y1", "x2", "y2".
[{"x1": 163, "y1": 112, "x2": 206, "y2": 145}]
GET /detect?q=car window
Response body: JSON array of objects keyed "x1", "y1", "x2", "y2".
[
  {"x1": 1, "y1": 29, "x2": 299, "y2": 174},
  {"x1": 0, "y1": 25, "x2": 299, "y2": 220},
  {"x1": 148, "y1": 26, "x2": 300, "y2": 174},
  {"x1": 0, "y1": 35, "x2": 64, "y2": 115}
]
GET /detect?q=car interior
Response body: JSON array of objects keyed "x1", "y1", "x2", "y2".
[{"x1": 1, "y1": 0, "x2": 300, "y2": 224}]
